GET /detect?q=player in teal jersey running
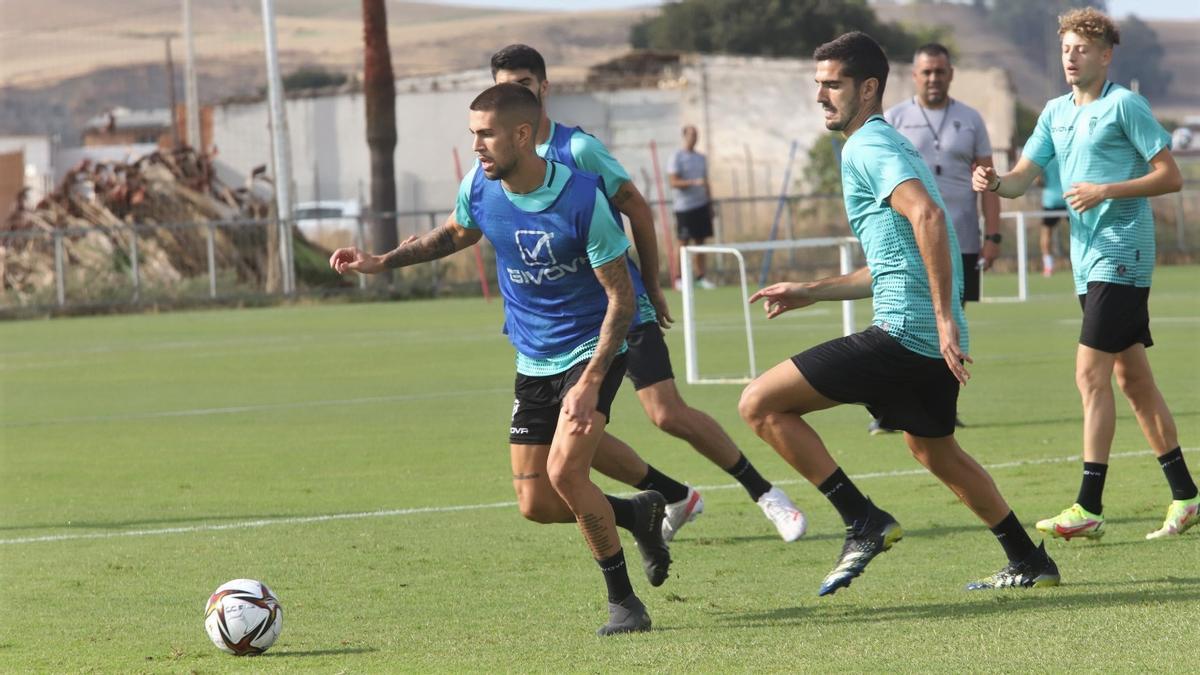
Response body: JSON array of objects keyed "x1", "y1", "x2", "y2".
[
  {"x1": 331, "y1": 84, "x2": 670, "y2": 635},
  {"x1": 738, "y1": 32, "x2": 1059, "y2": 594},
  {"x1": 973, "y1": 7, "x2": 1196, "y2": 541},
  {"x1": 487, "y1": 44, "x2": 808, "y2": 543}
]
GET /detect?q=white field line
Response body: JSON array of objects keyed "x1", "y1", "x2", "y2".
[
  {"x1": 2, "y1": 448, "x2": 1190, "y2": 546},
  {"x1": 0, "y1": 388, "x2": 511, "y2": 428}
]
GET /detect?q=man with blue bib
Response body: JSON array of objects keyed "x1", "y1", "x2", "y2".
[
  {"x1": 973, "y1": 7, "x2": 1195, "y2": 542},
  {"x1": 330, "y1": 84, "x2": 667, "y2": 635},
  {"x1": 738, "y1": 32, "x2": 1059, "y2": 595},
  {"x1": 489, "y1": 44, "x2": 808, "y2": 544}
]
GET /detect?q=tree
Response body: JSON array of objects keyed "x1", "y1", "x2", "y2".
[
  {"x1": 1110, "y1": 15, "x2": 1171, "y2": 100},
  {"x1": 988, "y1": 0, "x2": 1106, "y2": 68},
  {"x1": 631, "y1": 0, "x2": 926, "y2": 60},
  {"x1": 362, "y1": 0, "x2": 398, "y2": 286}
]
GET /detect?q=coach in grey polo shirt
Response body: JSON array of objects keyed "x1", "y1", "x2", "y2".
[{"x1": 885, "y1": 43, "x2": 1001, "y2": 306}]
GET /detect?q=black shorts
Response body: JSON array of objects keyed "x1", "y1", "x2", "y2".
[
  {"x1": 1042, "y1": 216, "x2": 1062, "y2": 227},
  {"x1": 961, "y1": 253, "x2": 980, "y2": 303},
  {"x1": 791, "y1": 326, "x2": 960, "y2": 438},
  {"x1": 509, "y1": 353, "x2": 627, "y2": 445},
  {"x1": 675, "y1": 204, "x2": 713, "y2": 241},
  {"x1": 1078, "y1": 282, "x2": 1153, "y2": 353},
  {"x1": 625, "y1": 321, "x2": 675, "y2": 390}
]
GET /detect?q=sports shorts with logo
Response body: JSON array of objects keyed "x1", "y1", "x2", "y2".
[
  {"x1": 1078, "y1": 281, "x2": 1152, "y2": 353},
  {"x1": 791, "y1": 326, "x2": 960, "y2": 438},
  {"x1": 509, "y1": 353, "x2": 627, "y2": 445}
]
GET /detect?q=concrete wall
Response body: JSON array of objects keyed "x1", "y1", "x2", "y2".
[{"x1": 210, "y1": 54, "x2": 1015, "y2": 220}]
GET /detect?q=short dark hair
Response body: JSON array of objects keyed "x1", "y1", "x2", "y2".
[
  {"x1": 914, "y1": 42, "x2": 951, "y2": 64},
  {"x1": 469, "y1": 83, "x2": 542, "y2": 130},
  {"x1": 490, "y1": 44, "x2": 548, "y2": 82},
  {"x1": 812, "y1": 31, "x2": 889, "y2": 103}
]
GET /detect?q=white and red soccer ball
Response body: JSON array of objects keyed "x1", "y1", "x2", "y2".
[{"x1": 203, "y1": 579, "x2": 283, "y2": 656}]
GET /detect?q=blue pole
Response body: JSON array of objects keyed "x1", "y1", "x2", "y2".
[{"x1": 759, "y1": 139, "x2": 800, "y2": 287}]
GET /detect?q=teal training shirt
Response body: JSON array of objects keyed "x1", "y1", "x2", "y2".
[
  {"x1": 1023, "y1": 82, "x2": 1171, "y2": 294},
  {"x1": 537, "y1": 121, "x2": 658, "y2": 326},
  {"x1": 840, "y1": 115, "x2": 969, "y2": 360},
  {"x1": 536, "y1": 121, "x2": 631, "y2": 200},
  {"x1": 455, "y1": 160, "x2": 631, "y2": 376}
]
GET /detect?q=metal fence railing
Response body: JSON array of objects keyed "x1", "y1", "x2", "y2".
[{"x1": 3, "y1": 185, "x2": 1197, "y2": 315}]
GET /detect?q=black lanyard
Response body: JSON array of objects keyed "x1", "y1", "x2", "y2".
[{"x1": 915, "y1": 98, "x2": 953, "y2": 174}]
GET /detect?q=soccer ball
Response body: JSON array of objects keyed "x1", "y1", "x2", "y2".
[{"x1": 203, "y1": 579, "x2": 283, "y2": 656}]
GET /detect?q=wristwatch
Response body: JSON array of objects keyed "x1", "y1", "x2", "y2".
[{"x1": 984, "y1": 233, "x2": 1002, "y2": 244}]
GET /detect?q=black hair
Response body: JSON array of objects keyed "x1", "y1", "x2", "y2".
[
  {"x1": 489, "y1": 44, "x2": 548, "y2": 82},
  {"x1": 914, "y1": 42, "x2": 951, "y2": 64},
  {"x1": 469, "y1": 83, "x2": 542, "y2": 130},
  {"x1": 812, "y1": 31, "x2": 890, "y2": 103}
]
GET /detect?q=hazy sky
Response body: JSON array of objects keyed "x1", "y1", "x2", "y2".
[{"x1": 426, "y1": 0, "x2": 1200, "y2": 20}]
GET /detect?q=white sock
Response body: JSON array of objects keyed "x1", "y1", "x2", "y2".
[{"x1": 1042, "y1": 254, "x2": 1054, "y2": 272}]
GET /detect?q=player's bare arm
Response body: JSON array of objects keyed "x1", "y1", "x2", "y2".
[
  {"x1": 749, "y1": 267, "x2": 872, "y2": 319},
  {"x1": 890, "y1": 178, "x2": 972, "y2": 385},
  {"x1": 560, "y1": 257, "x2": 635, "y2": 436},
  {"x1": 1065, "y1": 147, "x2": 1182, "y2": 212},
  {"x1": 611, "y1": 180, "x2": 673, "y2": 328},
  {"x1": 972, "y1": 155, "x2": 1043, "y2": 199},
  {"x1": 976, "y1": 156, "x2": 1003, "y2": 269},
  {"x1": 328, "y1": 213, "x2": 482, "y2": 274}
]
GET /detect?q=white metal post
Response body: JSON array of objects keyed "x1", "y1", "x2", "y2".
[
  {"x1": 53, "y1": 230, "x2": 65, "y2": 307},
  {"x1": 261, "y1": 0, "x2": 296, "y2": 295},
  {"x1": 206, "y1": 222, "x2": 218, "y2": 298},
  {"x1": 129, "y1": 227, "x2": 140, "y2": 302},
  {"x1": 839, "y1": 241, "x2": 855, "y2": 336},
  {"x1": 182, "y1": 0, "x2": 201, "y2": 151},
  {"x1": 680, "y1": 247, "x2": 698, "y2": 383},
  {"x1": 1015, "y1": 212, "x2": 1028, "y2": 301}
]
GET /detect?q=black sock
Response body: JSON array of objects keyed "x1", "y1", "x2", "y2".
[
  {"x1": 1076, "y1": 462, "x2": 1108, "y2": 515},
  {"x1": 1158, "y1": 447, "x2": 1199, "y2": 500},
  {"x1": 605, "y1": 495, "x2": 637, "y2": 531},
  {"x1": 990, "y1": 511, "x2": 1037, "y2": 563},
  {"x1": 635, "y1": 465, "x2": 690, "y2": 504},
  {"x1": 596, "y1": 549, "x2": 634, "y2": 603},
  {"x1": 817, "y1": 467, "x2": 872, "y2": 526},
  {"x1": 725, "y1": 452, "x2": 773, "y2": 502}
]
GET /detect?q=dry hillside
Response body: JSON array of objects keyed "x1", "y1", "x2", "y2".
[{"x1": 0, "y1": 1, "x2": 650, "y2": 141}]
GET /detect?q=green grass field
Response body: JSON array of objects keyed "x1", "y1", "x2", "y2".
[{"x1": 2, "y1": 267, "x2": 1198, "y2": 673}]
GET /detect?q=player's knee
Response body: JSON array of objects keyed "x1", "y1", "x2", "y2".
[
  {"x1": 650, "y1": 403, "x2": 690, "y2": 436},
  {"x1": 546, "y1": 461, "x2": 588, "y2": 498},
  {"x1": 516, "y1": 493, "x2": 563, "y2": 524},
  {"x1": 1074, "y1": 366, "x2": 1111, "y2": 397},
  {"x1": 738, "y1": 385, "x2": 773, "y2": 431}
]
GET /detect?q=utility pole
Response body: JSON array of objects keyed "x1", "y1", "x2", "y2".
[
  {"x1": 182, "y1": 0, "x2": 202, "y2": 151},
  {"x1": 261, "y1": 0, "x2": 296, "y2": 294},
  {"x1": 362, "y1": 0, "x2": 399, "y2": 287}
]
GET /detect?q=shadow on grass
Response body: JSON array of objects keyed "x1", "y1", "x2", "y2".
[
  {"x1": 0, "y1": 513, "x2": 311, "y2": 532},
  {"x1": 966, "y1": 408, "x2": 1198, "y2": 430},
  {"x1": 715, "y1": 582, "x2": 1200, "y2": 628},
  {"x1": 265, "y1": 646, "x2": 379, "y2": 658}
]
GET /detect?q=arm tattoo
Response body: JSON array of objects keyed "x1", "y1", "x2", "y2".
[
  {"x1": 610, "y1": 183, "x2": 634, "y2": 207},
  {"x1": 381, "y1": 224, "x2": 461, "y2": 269},
  {"x1": 591, "y1": 259, "x2": 635, "y2": 375},
  {"x1": 512, "y1": 472, "x2": 541, "y2": 481}
]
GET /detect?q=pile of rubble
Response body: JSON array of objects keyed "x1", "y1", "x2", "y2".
[{"x1": 2, "y1": 148, "x2": 284, "y2": 304}]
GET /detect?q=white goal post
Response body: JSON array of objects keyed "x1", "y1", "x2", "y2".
[
  {"x1": 983, "y1": 209, "x2": 1070, "y2": 303},
  {"x1": 679, "y1": 236, "x2": 859, "y2": 385}
]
